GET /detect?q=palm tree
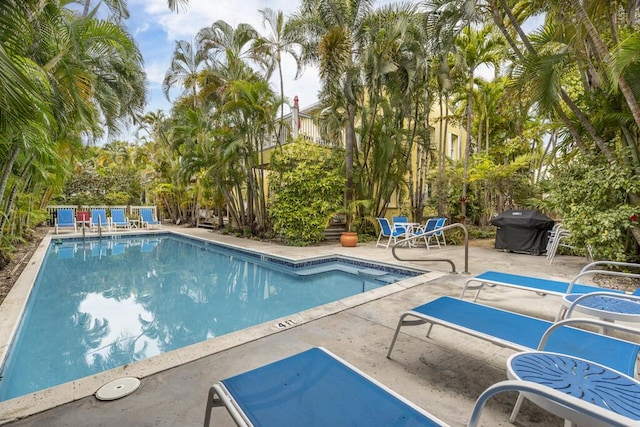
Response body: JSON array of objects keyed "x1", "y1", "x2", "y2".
[
  {"x1": 564, "y1": 0, "x2": 640, "y2": 131},
  {"x1": 0, "y1": 1, "x2": 145, "y2": 241},
  {"x1": 453, "y1": 24, "x2": 503, "y2": 220},
  {"x1": 218, "y1": 79, "x2": 280, "y2": 231},
  {"x1": 163, "y1": 40, "x2": 207, "y2": 109},
  {"x1": 0, "y1": 2, "x2": 49, "y2": 134},
  {"x1": 80, "y1": 0, "x2": 129, "y2": 21},
  {"x1": 196, "y1": 20, "x2": 263, "y2": 109},
  {"x1": 167, "y1": 0, "x2": 189, "y2": 12},
  {"x1": 197, "y1": 20, "x2": 259, "y2": 74},
  {"x1": 358, "y1": 2, "x2": 433, "y2": 219},
  {"x1": 253, "y1": 8, "x2": 303, "y2": 140},
  {"x1": 292, "y1": 0, "x2": 375, "y2": 206}
]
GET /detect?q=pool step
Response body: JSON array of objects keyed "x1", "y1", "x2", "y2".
[{"x1": 296, "y1": 265, "x2": 401, "y2": 284}]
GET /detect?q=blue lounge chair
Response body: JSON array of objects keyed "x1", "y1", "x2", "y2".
[
  {"x1": 205, "y1": 347, "x2": 445, "y2": 427},
  {"x1": 90, "y1": 209, "x2": 110, "y2": 232},
  {"x1": 460, "y1": 261, "x2": 640, "y2": 301},
  {"x1": 55, "y1": 208, "x2": 76, "y2": 234},
  {"x1": 375, "y1": 218, "x2": 405, "y2": 249},
  {"x1": 204, "y1": 347, "x2": 637, "y2": 427},
  {"x1": 140, "y1": 208, "x2": 161, "y2": 229},
  {"x1": 387, "y1": 296, "x2": 640, "y2": 378},
  {"x1": 110, "y1": 208, "x2": 131, "y2": 230}
]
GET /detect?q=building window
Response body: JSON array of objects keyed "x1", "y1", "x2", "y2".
[{"x1": 450, "y1": 134, "x2": 459, "y2": 160}]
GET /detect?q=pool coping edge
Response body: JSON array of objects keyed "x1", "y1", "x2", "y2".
[{"x1": 0, "y1": 231, "x2": 444, "y2": 424}]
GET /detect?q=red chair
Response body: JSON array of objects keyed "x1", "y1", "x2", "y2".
[{"x1": 77, "y1": 211, "x2": 90, "y2": 229}]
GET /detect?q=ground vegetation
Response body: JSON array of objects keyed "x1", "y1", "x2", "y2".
[{"x1": 3, "y1": 1, "x2": 640, "y2": 263}]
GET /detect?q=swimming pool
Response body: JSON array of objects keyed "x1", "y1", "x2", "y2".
[{"x1": 0, "y1": 233, "x2": 423, "y2": 401}]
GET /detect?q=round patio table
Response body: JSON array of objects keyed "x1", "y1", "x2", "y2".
[
  {"x1": 507, "y1": 351, "x2": 640, "y2": 426},
  {"x1": 561, "y1": 292, "x2": 640, "y2": 334},
  {"x1": 563, "y1": 292, "x2": 640, "y2": 319}
]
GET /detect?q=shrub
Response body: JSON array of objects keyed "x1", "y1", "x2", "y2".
[
  {"x1": 544, "y1": 153, "x2": 640, "y2": 262},
  {"x1": 269, "y1": 140, "x2": 345, "y2": 245}
]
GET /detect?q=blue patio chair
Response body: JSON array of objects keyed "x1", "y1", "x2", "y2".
[
  {"x1": 90, "y1": 209, "x2": 110, "y2": 232},
  {"x1": 375, "y1": 218, "x2": 405, "y2": 249},
  {"x1": 140, "y1": 208, "x2": 161, "y2": 229},
  {"x1": 204, "y1": 347, "x2": 638, "y2": 427},
  {"x1": 110, "y1": 208, "x2": 131, "y2": 231},
  {"x1": 432, "y1": 217, "x2": 447, "y2": 246},
  {"x1": 55, "y1": 208, "x2": 76, "y2": 234},
  {"x1": 412, "y1": 218, "x2": 440, "y2": 248},
  {"x1": 391, "y1": 215, "x2": 409, "y2": 234}
]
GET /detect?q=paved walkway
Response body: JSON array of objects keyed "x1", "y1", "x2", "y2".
[{"x1": 1, "y1": 226, "x2": 594, "y2": 426}]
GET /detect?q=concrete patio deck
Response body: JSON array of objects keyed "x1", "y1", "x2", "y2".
[{"x1": 0, "y1": 225, "x2": 598, "y2": 426}]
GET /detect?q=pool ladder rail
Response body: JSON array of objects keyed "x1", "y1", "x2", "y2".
[
  {"x1": 80, "y1": 220, "x2": 102, "y2": 239},
  {"x1": 391, "y1": 222, "x2": 470, "y2": 275},
  {"x1": 80, "y1": 218, "x2": 103, "y2": 240}
]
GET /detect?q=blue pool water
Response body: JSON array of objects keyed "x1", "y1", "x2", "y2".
[{"x1": 0, "y1": 233, "x2": 421, "y2": 401}]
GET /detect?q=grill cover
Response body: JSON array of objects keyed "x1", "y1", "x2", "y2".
[{"x1": 491, "y1": 210, "x2": 555, "y2": 255}]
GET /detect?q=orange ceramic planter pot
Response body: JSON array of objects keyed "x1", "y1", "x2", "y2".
[{"x1": 340, "y1": 232, "x2": 358, "y2": 247}]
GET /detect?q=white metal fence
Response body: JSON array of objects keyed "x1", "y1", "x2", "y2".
[{"x1": 45, "y1": 205, "x2": 158, "y2": 226}]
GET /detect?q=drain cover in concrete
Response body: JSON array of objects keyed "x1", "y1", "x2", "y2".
[{"x1": 95, "y1": 377, "x2": 141, "y2": 401}]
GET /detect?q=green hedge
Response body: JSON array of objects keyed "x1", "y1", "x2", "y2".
[{"x1": 269, "y1": 140, "x2": 345, "y2": 245}]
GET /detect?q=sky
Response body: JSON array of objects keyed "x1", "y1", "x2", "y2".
[{"x1": 125, "y1": 0, "x2": 390, "y2": 121}]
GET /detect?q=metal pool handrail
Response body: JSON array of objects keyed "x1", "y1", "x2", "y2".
[{"x1": 391, "y1": 222, "x2": 470, "y2": 274}]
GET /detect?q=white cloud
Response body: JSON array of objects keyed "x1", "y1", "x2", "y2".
[
  {"x1": 132, "y1": 21, "x2": 150, "y2": 36},
  {"x1": 135, "y1": 0, "x2": 297, "y2": 42},
  {"x1": 129, "y1": 0, "x2": 399, "y2": 117},
  {"x1": 128, "y1": 0, "x2": 321, "y2": 115},
  {"x1": 145, "y1": 60, "x2": 169, "y2": 86}
]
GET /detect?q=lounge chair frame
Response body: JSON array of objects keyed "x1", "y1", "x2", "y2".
[
  {"x1": 204, "y1": 347, "x2": 446, "y2": 427},
  {"x1": 204, "y1": 346, "x2": 637, "y2": 427},
  {"x1": 110, "y1": 208, "x2": 131, "y2": 230},
  {"x1": 460, "y1": 260, "x2": 640, "y2": 301},
  {"x1": 140, "y1": 208, "x2": 161, "y2": 229},
  {"x1": 55, "y1": 208, "x2": 77, "y2": 234},
  {"x1": 90, "y1": 209, "x2": 111, "y2": 232},
  {"x1": 387, "y1": 296, "x2": 640, "y2": 377}
]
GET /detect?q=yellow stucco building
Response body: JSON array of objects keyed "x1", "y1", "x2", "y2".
[{"x1": 261, "y1": 96, "x2": 467, "y2": 220}]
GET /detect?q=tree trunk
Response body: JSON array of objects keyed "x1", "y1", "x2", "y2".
[
  {"x1": 345, "y1": 102, "x2": 356, "y2": 205},
  {"x1": 0, "y1": 142, "x2": 20, "y2": 211},
  {"x1": 438, "y1": 97, "x2": 449, "y2": 217},
  {"x1": 82, "y1": 0, "x2": 91, "y2": 17},
  {"x1": 461, "y1": 70, "x2": 474, "y2": 221},
  {"x1": 568, "y1": 0, "x2": 640, "y2": 131}
]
